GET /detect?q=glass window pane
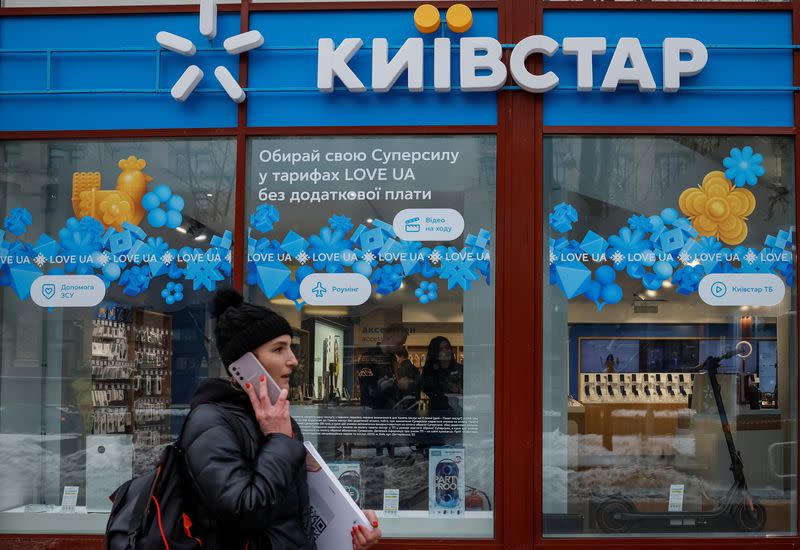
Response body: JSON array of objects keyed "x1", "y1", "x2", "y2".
[
  {"x1": 0, "y1": 138, "x2": 235, "y2": 532},
  {"x1": 245, "y1": 135, "x2": 496, "y2": 538},
  {"x1": 543, "y1": 136, "x2": 797, "y2": 537}
]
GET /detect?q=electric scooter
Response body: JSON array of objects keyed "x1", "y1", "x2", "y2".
[{"x1": 595, "y1": 351, "x2": 767, "y2": 533}]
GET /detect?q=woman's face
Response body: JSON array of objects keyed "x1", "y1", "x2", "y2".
[
  {"x1": 438, "y1": 340, "x2": 452, "y2": 362},
  {"x1": 253, "y1": 335, "x2": 298, "y2": 390}
]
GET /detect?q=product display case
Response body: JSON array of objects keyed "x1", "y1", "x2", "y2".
[
  {"x1": 580, "y1": 372, "x2": 694, "y2": 405},
  {"x1": 90, "y1": 305, "x2": 172, "y2": 475}
]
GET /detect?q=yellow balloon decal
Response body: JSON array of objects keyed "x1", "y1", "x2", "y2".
[
  {"x1": 72, "y1": 156, "x2": 153, "y2": 231},
  {"x1": 678, "y1": 171, "x2": 756, "y2": 246}
]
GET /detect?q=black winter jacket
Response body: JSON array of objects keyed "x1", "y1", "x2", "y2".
[{"x1": 181, "y1": 378, "x2": 316, "y2": 550}]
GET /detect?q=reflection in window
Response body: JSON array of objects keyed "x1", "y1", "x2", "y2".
[
  {"x1": 0, "y1": 139, "x2": 234, "y2": 532},
  {"x1": 244, "y1": 136, "x2": 496, "y2": 538},
  {"x1": 543, "y1": 136, "x2": 796, "y2": 537}
]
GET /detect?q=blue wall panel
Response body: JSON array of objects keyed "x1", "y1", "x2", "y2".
[
  {"x1": 543, "y1": 10, "x2": 794, "y2": 127},
  {"x1": 0, "y1": 10, "x2": 498, "y2": 131},
  {"x1": 0, "y1": 14, "x2": 241, "y2": 130}
]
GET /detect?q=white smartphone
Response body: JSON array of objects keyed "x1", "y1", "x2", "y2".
[{"x1": 228, "y1": 352, "x2": 283, "y2": 405}]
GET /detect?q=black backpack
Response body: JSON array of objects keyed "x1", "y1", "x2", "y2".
[
  {"x1": 105, "y1": 441, "x2": 204, "y2": 550},
  {"x1": 105, "y1": 408, "x2": 246, "y2": 550}
]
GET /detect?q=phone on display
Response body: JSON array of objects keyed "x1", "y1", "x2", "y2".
[{"x1": 228, "y1": 352, "x2": 282, "y2": 405}]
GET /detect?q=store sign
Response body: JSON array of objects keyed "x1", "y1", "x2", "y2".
[{"x1": 317, "y1": 36, "x2": 707, "y2": 94}]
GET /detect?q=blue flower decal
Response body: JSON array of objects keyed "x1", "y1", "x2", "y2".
[
  {"x1": 723, "y1": 146, "x2": 764, "y2": 187},
  {"x1": 161, "y1": 282, "x2": 184, "y2": 305},
  {"x1": 142, "y1": 184, "x2": 185, "y2": 229},
  {"x1": 415, "y1": 281, "x2": 439, "y2": 304}
]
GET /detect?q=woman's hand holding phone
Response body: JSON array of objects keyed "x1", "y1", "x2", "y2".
[{"x1": 244, "y1": 376, "x2": 292, "y2": 437}]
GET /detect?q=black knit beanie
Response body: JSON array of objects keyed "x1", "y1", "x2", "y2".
[{"x1": 212, "y1": 288, "x2": 293, "y2": 368}]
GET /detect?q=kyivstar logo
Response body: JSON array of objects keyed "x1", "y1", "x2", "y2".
[
  {"x1": 318, "y1": 4, "x2": 708, "y2": 94},
  {"x1": 157, "y1": 0, "x2": 263, "y2": 102},
  {"x1": 156, "y1": 1, "x2": 708, "y2": 103}
]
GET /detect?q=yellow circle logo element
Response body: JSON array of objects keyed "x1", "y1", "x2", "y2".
[
  {"x1": 414, "y1": 4, "x2": 441, "y2": 34},
  {"x1": 446, "y1": 4, "x2": 473, "y2": 33}
]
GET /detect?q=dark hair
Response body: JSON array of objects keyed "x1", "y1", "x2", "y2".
[
  {"x1": 423, "y1": 336, "x2": 456, "y2": 371},
  {"x1": 212, "y1": 288, "x2": 293, "y2": 367}
]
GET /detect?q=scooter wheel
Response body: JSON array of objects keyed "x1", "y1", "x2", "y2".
[
  {"x1": 596, "y1": 499, "x2": 635, "y2": 534},
  {"x1": 733, "y1": 501, "x2": 766, "y2": 532}
]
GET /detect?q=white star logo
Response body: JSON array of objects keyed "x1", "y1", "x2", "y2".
[
  {"x1": 157, "y1": 0, "x2": 263, "y2": 103},
  {"x1": 97, "y1": 252, "x2": 110, "y2": 267},
  {"x1": 161, "y1": 251, "x2": 175, "y2": 266},
  {"x1": 744, "y1": 250, "x2": 758, "y2": 265},
  {"x1": 296, "y1": 251, "x2": 310, "y2": 265},
  {"x1": 548, "y1": 249, "x2": 557, "y2": 265},
  {"x1": 427, "y1": 250, "x2": 441, "y2": 265},
  {"x1": 678, "y1": 250, "x2": 691, "y2": 266},
  {"x1": 362, "y1": 251, "x2": 376, "y2": 264},
  {"x1": 34, "y1": 253, "x2": 47, "y2": 268},
  {"x1": 610, "y1": 250, "x2": 625, "y2": 265}
]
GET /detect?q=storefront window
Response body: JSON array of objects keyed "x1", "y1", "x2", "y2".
[
  {"x1": 245, "y1": 135, "x2": 496, "y2": 538},
  {"x1": 0, "y1": 138, "x2": 234, "y2": 532},
  {"x1": 543, "y1": 136, "x2": 797, "y2": 537}
]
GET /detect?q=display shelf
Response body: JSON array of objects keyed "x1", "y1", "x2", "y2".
[{"x1": 580, "y1": 372, "x2": 693, "y2": 405}]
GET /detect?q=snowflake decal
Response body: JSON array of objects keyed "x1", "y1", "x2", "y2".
[
  {"x1": 428, "y1": 249, "x2": 442, "y2": 265},
  {"x1": 161, "y1": 251, "x2": 174, "y2": 266},
  {"x1": 610, "y1": 250, "x2": 625, "y2": 266},
  {"x1": 678, "y1": 250, "x2": 691, "y2": 266},
  {"x1": 308, "y1": 226, "x2": 352, "y2": 271},
  {"x1": 296, "y1": 251, "x2": 310, "y2": 265},
  {"x1": 33, "y1": 253, "x2": 47, "y2": 268},
  {"x1": 328, "y1": 214, "x2": 353, "y2": 233},
  {"x1": 156, "y1": 1, "x2": 264, "y2": 103},
  {"x1": 185, "y1": 249, "x2": 225, "y2": 291},
  {"x1": 58, "y1": 216, "x2": 105, "y2": 275},
  {"x1": 549, "y1": 249, "x2": 557, "y2": 265},
  {"x1": 744, "y1": 249, "x2": 758, "y2": 265},
  {"x1": 97, "y1": 252, "x2": 110, "y2": 267},
  {"x1": 439, "y1": 252, "x2": 479, "y2": 290},
  {"x1": 362, "y1": 251, "x2": 376, "y2": 264}
]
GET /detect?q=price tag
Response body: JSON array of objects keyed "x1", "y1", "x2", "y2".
[
  {"x1": 383, "y1": 489, "x2": 399, "y2": 516},
  {"x1": 668, "y1": 484, "x2": 685, "y2": 512},
  {"x1": 61, "y1": 485, "x2": 80, "y2": 513}
]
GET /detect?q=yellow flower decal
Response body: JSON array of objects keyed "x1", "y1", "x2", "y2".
[
  {"x1": 678, "y1": 171, "x2": 756, "y2": 245},
  {"x1": 99, "y1": 191, "x2": 134, "y2": 231}
]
